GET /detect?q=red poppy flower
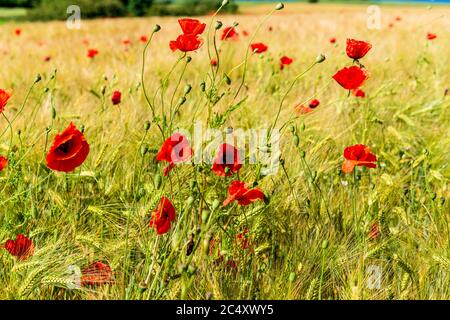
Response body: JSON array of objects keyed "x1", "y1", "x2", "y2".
[
  {"x1": 3, "y1": 234, "x2": 34, "y2": 260},
  {"x1": 295, "y1": 99, "x2": 320, "y2": 114},
  {"x1": 169, "y1": 34, "x2": 203, "y2": 52},
  {"x1": 0, "y1": 89, "x2": 11, "y2": 113},
  {"x1": 87, "y1": 49, "x2": 99, "y2": 58},
  {"x1": 329, "y1": 37, "x2": 336, "y2": 44},
  {"x1": 280, "y1": 56, "x2": 293, "y2": 70},
  {"x1": 156, "y1": 133, "x2": 192, "y2": 176},
  {"x1": 111, "y1": 91, "x2": 122, "y2": 105},
  {"x1": 221, "y1": 26, "x2": 238, "y2": 40},
  {"x1": 81, "y1": 261, "x2": 113, "y2": 286},
  {"x1": 15, "y1": 28, "x2": 21, "y2": 36},
  {"x1": 178, "y1": 18, "x2": 206, "y2": 36},
  {"x1": 43, "y1": 56, "x2": 51, "y2": 62},
  {"x1": 388, "y1": 23, "x2": 394, "y2": 28},
  {"x1": 212, "y1": 143, "x2": 242, "y2": 177},
  {"x1": 242, "y1": 30, "x2": 249, "y2": 37},
  {"x1": 250, "y1": 43, "x2": 268, "y2": 54},
  {"x1": 140, "y1": 35, "x2": 148, "y2": 43},
  {"x1": 342, "y1": 144, "x2": 377, "y2": 173},
  {"x1": 150, "y1": 196, "x2": 176, "y2": 235},
  {"x1": 46, "y1": 122, "x2": 90, "y2": 172},
  {"x1": 211, "y1": 58, "x2": 217, "y2": 66},
  {"x1": 0, "y1": 156, "x2": 7, "y2": 172},
  {"x1": 395, "y1": 16, "x2": 402, "y2": 21},
  {"x1": 333, "y1": 66, "x2": 369, "y2": 90},
  {"x1": 223, "y1": 181, "x2": 265, "y2": 207},
  {"x1": 122, "y1": 39, "x2": 132, "y2": 45},
  {"x1": 352, "y1": 88, "x2": 366, "y2": 98},
  {"x1": 82, "y1": 39, "x2": 89, "y2": 46},
  {"x1": 346, "y1": 39, "x2": 372, "y2": 60},
  {"x1": 427, "y1": 32, "x2": 437, "y2": 40}
]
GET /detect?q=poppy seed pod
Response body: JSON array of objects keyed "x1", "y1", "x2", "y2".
[
  {"x1": 316, "y1": 54, "x2": 326, "y2": 64},
  {"x1": 215, "y1": 21, "x2": 223, "y2": 30},
  {"x1": 184, "y1": 84, "x2": 192, "y2": 95},
  {"x1": 144, "y1": 121, "x2": 151, "y2": 131},
  {"x1": 276, "y1": 3, "x2": 284, "y2": 10},
  {"x1": 153, "y1": 24, "x2": 161, "y2": 33}
]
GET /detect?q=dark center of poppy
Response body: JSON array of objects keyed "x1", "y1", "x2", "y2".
[{"x1": 57, "y1": 141, "x2": 71, "y2": 155}]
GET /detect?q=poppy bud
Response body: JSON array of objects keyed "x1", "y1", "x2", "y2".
[
  {"x1": 140, "y1": 144, "x2": 149, "y2": 157},
  {"x1": 153, "y1": 24, "x2": 161, "y2": 33},
  {"x1": 275, "y1": 3, "x2": 284, "y2": 10},
  {"x1": 186, "y1": 56, "x2": 192, "y2": 63},
  {"x1": 178, "y1": 96, "x2": 187, "y2": 106},
  {"x1": 51, "y1": 107, "x2": 56, "y2": 119},
  {"x1": 300, "y1": 122, "x2": 306, "y2": 131},
  {"x1": 322, "y1": 240, "x2": 329, "y2": 250},
  {"x1": 79, "y1": 124, "x2": 85, "y2": 134},
  {"x1": 224, "y1": 166, "x2": 231, "y2": 174},
  {"x1": 316, "y1": 54, "x2": 326, "y2": 64},
  {"x1": 200, "y1": 82, "x2": 206, "y2": 92},
  {"x1": 224, "y1": 74, "x2": 232, "y2": 85},
  {"x1": 212, "y1": 199, "x2": 220, "y2": 210},
  {"x1": 280, "y1": 158, "x2": 285, "y2": 166},
  {"x1": 184, "y1": 84, "x2": 192, "y2": 95},
  {"x1": 293, "y1": 135, "x2": 300, "y2": 147},
  {"x1": 300, "y1": 150, "x2": 306, "y2": 158},
  {"x1": 44, "y1": 87, "x2": 49, "y2": 93},
  {"x1": 202, "y1": 210, "x2": 210, "y2": 224},
  {"x1": 222, "y1": 0, "x2": 230, "y2": 6},
  {"x1": 154, "y1": 174, "x2": 162, "y2": 189},
  {"x1": 215, "y1": 21, "x2": 223, "y2": 30},
  {"x1": 289, "y1": 272, "x2": 296, "y2": 282},
  {"x1": 289, "y1": 125, "x2": 296, "y2": 133},
  {"x1": 35, "y1": 74, "x2": 42, "y2": 83},
  {"x1": 233, "y1": 22, "x2": 239, "y2": 27},
  {"x1": 144, "y1": 121, "x2": 151, "y2": 131}
]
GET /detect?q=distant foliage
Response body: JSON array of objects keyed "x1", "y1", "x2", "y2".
[{"x1": 148, "y1": 0, "x2": 238, "y2": 16}]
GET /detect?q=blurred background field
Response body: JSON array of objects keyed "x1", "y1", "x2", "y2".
[{"x1": 0, "y1": 0, "x2": 449, "y2": 300}]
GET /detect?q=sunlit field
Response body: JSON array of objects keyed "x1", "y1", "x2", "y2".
[{"x1": 0, "y1": 2, "x2": 449, "y2": 300}]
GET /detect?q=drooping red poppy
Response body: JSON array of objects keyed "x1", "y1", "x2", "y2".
[
  {"x1": 223, "y1": 181, "x2": 265, "y2": 207},
  {"x1": 280, "y1": 56, "x2": 293, "y2": 70},
  {"x1": 150, "y1": 196, "x2": 176, "y2": 235},
  {"x1": 295, "y1": 99, "x2": 320, "y2": 114},
  {"x1": 46, "y1": 122, "x2": 90, "y2": 172},
  {"x1": 0, "y1": 156, "x2": 7, "y2": 172},
  {"x1": 15, "y1": 28, "x2": 21, "y2": 36},
  {"x1": 352, "y1": 88, "x2": 366, "y2": 98},
  {"x1": 169, "y1": 34, "x2": 203, "y2": 52},
  {"x1": 427, "y1": 32, "x2": 437, "y2": 40},
  {"x1": 333, "y1": 66, "x2": 369, "y2": 90},
  {"x1": 87, "y1": 49, "x2": 99, "y2": 58},
  {"x1": 0, "y1": 89, "x2": 11, "y2": 113},
  {"x1": 111, "y1": 91, "x2": 121, "y2": 105},
  {"x1": 221, "y1": 26, "x2": 238, "y2": 40},
  {"x1": 212, "y1": 143, "x2": 242, "y2": 177},
  {"x1": 211, "y1": 58, "x2": 217, "y2": 66},
  {"x1": 329, "y1": 37, "x2": 336, "y2": 44},
  {"x1": 342, "y1": 144, "x2": 377, "y2": 173},
  {"x1": 346, "y1": 39, "x2": 372, "y2": 60},
  {"x1": 178, "y1": 18, "x2": 206, "y2": 36},
  {"x1": 3, "y1": 234, "x2": 34, "y2": 260},
  {"x1": 140, "y1": 35, "x2": 148, "y2": 43},
  {"x1": 250, "y1": 42, "x2": 268, "y2": 54},
  {"x1": 80, "y1": 261, "x2": 113, "y2": 286},
  {"x1": 156, "y1": 133, "x2": 192, "y2": 176}
]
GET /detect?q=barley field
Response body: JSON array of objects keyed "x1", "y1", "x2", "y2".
[{"x1": 0, "y1": 2, "x2": 449, "y2": 300}]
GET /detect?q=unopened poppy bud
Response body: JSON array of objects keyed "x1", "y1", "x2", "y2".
[
  {"x1": 322, "y1": 240, "x2": 329, "y2": 250},
  {"x1": 215, "y1": 21, "x2": 223, "y2": 30},
  {"x1": 224, "y1": 166, "x2": 231, "y2": 174},
  {"x1": 79, "y1": 125, "x2": 85, "y2": 133},
  {"x1": 153, "y1": 24, "x2": 161, "y2": 33},
  {"x1": 300, "y1": 150, "x2": 306, "y2": 158},
  {"x1": 202, "y1": 210, "x2": 210, "y2": 224},
  {"x1": 44, "y1": 87, "x2": 50, "y2": 93},
  {"x1": 178, "y1": 96, "x2": 187, "y2": 106},
  {"x1": 222, "y1": 0, "x2": 230, "y2": 6},
  {"x1": 224, "y1": 74, "x2": 232, "y2": 85},
  {"x1": 144, "y1": 121, "x2": 151, "y2": 131},
  {"x1": 200, "y1": 82, "x2": 206, "y2": 92},
  {"x1": 51, "y1": 107, "x2": 56, "y2": 119},
  {"x1": 300, "y1": 122, "x2": 306, "y2": 131},
  {"x1": 289, "y1": 125, "x2": 295, "y2": 133},
  {"x1": 289, "y1": 272, "x2": 296, "y2": 282},
  {"x1": 233, "y1": 22, "x2": 239, "y2": 27},
  {"x1": 34, "y1": 74, "x2": 42, "y2": 83},
  {"x1": 280, "y1": 158, "x2": 285, "y2": 166},
  {"x1": 184, "y1": 84, "x2": 192, "y2": 95},
  {"x1": 186, "y1": 56, "x2": 192, "y2": 63},
  {"x1": 293, "y1": 135, "x2": 300, "y2": 147},
  {"x1": 140, "y1": 144, "x2": 149, "y2": 157},
  {"x1": 212, "y1": 199, "x2": 220, "y2": 210},
  {"x1": 275, "y1": 3, "x2": 284, "y2": 10},
  {"x1": 316, "y1": 54, "x2": 326, "y2": 64},
  {"x1": 186, "y1": 196, "x2": 195, "y2": 206},
  {"x1": 154, "y1": 174, "x2": 162, "y2": 189}
]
